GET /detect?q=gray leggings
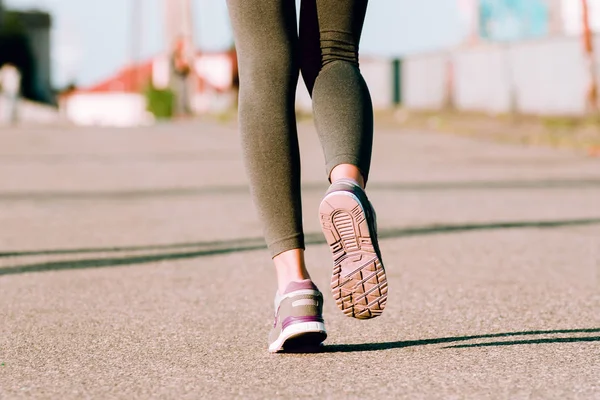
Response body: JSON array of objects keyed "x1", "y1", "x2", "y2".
[{"x1": 227, "y1": 0, "x2": 373, "y2": 257}]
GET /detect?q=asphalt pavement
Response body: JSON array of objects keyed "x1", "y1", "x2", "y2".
[{"x1": 0, "y1": 120, "x2": 599, "y2": 399}]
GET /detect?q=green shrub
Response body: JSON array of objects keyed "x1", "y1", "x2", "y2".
[{"x1": 144, "y1": 83, "x2": 174, "y2": 120}]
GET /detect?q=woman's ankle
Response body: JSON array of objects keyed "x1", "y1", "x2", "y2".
[
  {"x1": 273, "y1": 248, "x2": 311, "y2": 294},
  {"x1": 330, "y1": 164, "x2": 365, "y2": 189}
]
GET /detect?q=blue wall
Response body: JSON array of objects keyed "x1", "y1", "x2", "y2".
[{"x1": 479, "y1": 0, "x2": 549, "y2": 41}]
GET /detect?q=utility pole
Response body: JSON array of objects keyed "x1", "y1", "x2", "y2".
[
  {"x1": 130, "y1": 0, "x2": 142, "y2": 92},
  {"x1": 582, "y1": 0, "x2": 598, "y2": 112},
  {"x1": 164, "y1": 0, "x2": 196, "y2": 116}
]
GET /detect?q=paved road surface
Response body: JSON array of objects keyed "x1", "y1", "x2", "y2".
[{"x1": 1, "y1": 120, "x2": 599, "y2": 399}]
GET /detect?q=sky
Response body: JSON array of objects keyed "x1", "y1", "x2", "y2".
[{"x1": 5, "y1": 0, "x2": 467, "y2": 88}]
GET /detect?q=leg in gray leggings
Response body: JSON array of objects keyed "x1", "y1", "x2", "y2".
[{"x1": 226, "y1": 0, "x2": 373, "y2": 257}]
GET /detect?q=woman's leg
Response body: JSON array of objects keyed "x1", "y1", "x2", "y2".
[
  {"x1": 300, "y1": 0, "x2": 388, "y2": 319},
  {"x1": 300, "y1": 0, "x2": 373, "y2": 185},
  {"x1": 226, "y1": 0, "x2": 310, "y2": 292},
  {"x1": 228, "y1": 0, "x2": 326, "y2": 353}
]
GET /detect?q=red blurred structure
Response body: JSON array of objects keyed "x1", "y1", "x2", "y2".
[
  {"x1": 58, "y1": 48, "x2": 238, "y2": 126},
  {"x1": 581, "y1": 0, "x2": 598, "y2": 111}
]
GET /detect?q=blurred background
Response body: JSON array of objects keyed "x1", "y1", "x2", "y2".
[{"x1": 1, "y1": 0, "x2": 600, "y2": 129}]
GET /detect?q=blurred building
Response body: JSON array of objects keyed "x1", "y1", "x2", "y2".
[
  {"x1": 458, "y1": 0, "x2": 600, "y2": 43},
  {"x1": 396, "y1": 0, "x2": 600, "y2": 116},
  {"x1": 59, "y1": 49, "x2": 237, "y2": 127},
  {"x1": 0, "y1": 6, "x2": 54, "y2": 104},
  {"x1": 11, "y1": 10, "x2": 53, "y2": 104},
  {"x1": 59, "y1": 0, "x2": 240, "y2": 127}
]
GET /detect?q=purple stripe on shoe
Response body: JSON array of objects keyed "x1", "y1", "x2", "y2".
[
  {"x1": 283, "y1": 279, "x2": 319, "y2": 294},
  {"x1": 282, "y1": 316, "x2": 324, "y2": 330}
]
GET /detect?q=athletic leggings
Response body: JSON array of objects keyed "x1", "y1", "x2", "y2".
[{"x1": 227, "y1": 0, "x2": 374, "y2": 257}]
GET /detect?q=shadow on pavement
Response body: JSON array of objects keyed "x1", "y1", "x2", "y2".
[
  {"x1": 2, "y1": 217, "x2": 599, "y2": 260},
  {"x1": 444, "y1": 336, "x2": 600, "y2": 348},
  {"x1": 1, "y1": 217, "x2": 600, "y2": 276},
  {"x1": 322, "y1": 329, "x2": 600, "y2": 353},
  {"x1": 0, "y1": 152, "x2": 234, "y2": 165},
  {"x1": 1, "y1": 178, "x2": 600, "y2": 202},
  {"x1": 0, "y1": 236, "x2": 267, "y2": 258}
]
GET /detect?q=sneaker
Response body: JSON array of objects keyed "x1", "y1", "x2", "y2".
[
  {"x1": 319, "y1": 179, "x2": 388, "y2": 319},
  {"x1": 268, "y1": 280, "x2": 327, "y2": 353}
]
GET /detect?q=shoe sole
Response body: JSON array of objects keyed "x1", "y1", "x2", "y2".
[
  {"x1": 319, "y1": 191, "x2": 388, "y2": 319},
  {"x1": 268, "y1": 322, "x2": 327, "y2": 353}
]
